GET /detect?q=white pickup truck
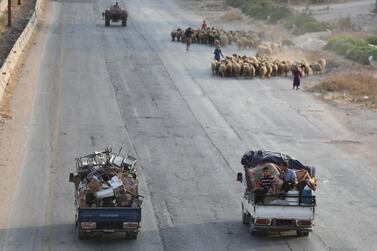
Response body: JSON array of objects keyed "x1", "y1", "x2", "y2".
[{"x1": 237, "y1": 172, "x2": 316, "y2": 237}]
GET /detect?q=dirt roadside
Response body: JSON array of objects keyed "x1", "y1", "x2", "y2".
[{"x1": 0, "y1": 0, "x2": 51, "y2": 229}]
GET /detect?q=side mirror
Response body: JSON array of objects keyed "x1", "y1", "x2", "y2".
[
  {"x1": 69, "y1": 172, "x2": 80, "y2": 183},
  {"x1": 69, "y1": 173, "x2": 74, "y2": 182},
  {"x1": 237, "y1": 172, "x2": 243, "y2": 183}
]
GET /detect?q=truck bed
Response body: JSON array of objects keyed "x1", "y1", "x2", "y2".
[{"x1": 255, "y1": 204, "x2": 315, "y2": 219}]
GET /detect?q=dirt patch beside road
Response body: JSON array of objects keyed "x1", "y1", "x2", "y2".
[{"x1": 0, "y1": 0, "x2": 45, "y2": 230}]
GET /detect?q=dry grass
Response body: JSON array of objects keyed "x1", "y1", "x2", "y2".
[
  {"x1": 203, "y1": 3, "x2": 225, "y2": 11},
  {"x1": 0, "y1": 14, "x2": 6, "y2": 34},
  {"x1": 335, "y1": 16, "x2": 353, "y2": 31},
  {"x1": 311, "y1": 72, "x2": 377, "y2": 107},
  {"x1": 221, "y1": 9, "x2": 243, "y2": 22}
]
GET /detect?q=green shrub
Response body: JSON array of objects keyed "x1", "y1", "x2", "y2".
[
  {"x1": 268, "y1": 7, "x2": 291, "y2": 23},
  {"x1": 295, "y1": 21, "x2": 329, "y2": 35},
  {"x1": 226, "y1": 0, "x2": 291, "y2": 24},
  {"x1": 283, "y1": 14, "x2": 328, "y2": 34},
  {"x1": 226, "y1": 0, "x2": 329, "y2": 34},
  {"x1": 283, "y1": 13, "x2": 316, "y2": 29},
  {"x1": 366, "y1": 36, "x2": 377, "y2": 45},
  {"x1": 225, "y1": 0, "x2": 244, "y2": 7},
  {"x1": 325, "y1": 35, "x2": 377, "y2": 64}
]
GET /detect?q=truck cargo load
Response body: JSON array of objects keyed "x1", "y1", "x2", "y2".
[
  {"x1": 237, "y1": 150, "x2": 317, "y2": 237},
  {"x1": 69, "y1": 148, "x2": 143, "y2": 239}
]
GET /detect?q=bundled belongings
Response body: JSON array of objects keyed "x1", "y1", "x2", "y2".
[
  {"x1": 240, "y1": 150, "x2": 317, "y2": 205},
  {"x1": 70, "y1": 148, "x2": 143, "y2": 208},
  {"x1": 241, "y1": 149, "x2": 315, "y2": 176}
]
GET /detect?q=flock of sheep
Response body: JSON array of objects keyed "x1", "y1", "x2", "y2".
[
  {"x1": 171, "y1": 27, "x2": 265, "y2": 48},
  {"x1": 211, "y1": 54, "x2": 327, "y2": 79},
  {"x1": 171, "y1": 27, "x2": 296, "y2": 51},
  {"x1": 169, "y1": 27, "x2": 326, "y2": 80}
]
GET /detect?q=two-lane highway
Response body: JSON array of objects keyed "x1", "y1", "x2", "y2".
[{"x1": 1, "y1": 0, "x2": 377, "y2": 250}]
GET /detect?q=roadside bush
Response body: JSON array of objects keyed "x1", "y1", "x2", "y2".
[
  {"x1": 222, "y1": 9, "x2": 243, "y2": 22},
  {"x1": 366, "y1": 36, "x2": 377, "y2": 46},
  {"x1": 226, "y1": 0, "x2": 291, "y2": 24},
  {"x1": 335, "y1": 16, "x2": 353, "y2": 31},
  {"x1": 225, "y1": 0, "x2": 243, "y2": 7},
  {"x1": 284, "y1": 14, "x2": 329, "y2": 34},
  {"x1": 226, "y1": 0, "x2": 329, "y2": 33},
  {"x1": 295, "y1": 21, "x2": 329, "y2": 35},
  {"x1": 325, "y1": 35, "x2": 377, "y2": 64}
]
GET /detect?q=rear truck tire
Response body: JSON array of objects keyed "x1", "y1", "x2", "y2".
[
  {"x1": 122, "y1": 18, "x2": 127, "y2": 26},
  {"x1": 296, "y1": 230, "x2": 309, "y2": 237},
  {"x1": 105, "y1": 17, "x2": 110, "y2": 26},
  {"x1": 242, "y1": 204, "x2": 249, "y2": 225},
  {"x1": 78, "y1": 230, "x2": 87, "y2": 240},
  {"x1": 249, "y1": 217, "x2": 257, "y2": 236},
  {"x1": 125, "y1": 232, "x2": 138, "y2": 240}
]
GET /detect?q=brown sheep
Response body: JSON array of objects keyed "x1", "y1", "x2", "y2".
[
  {"x1": 225, "y1": 61, "x2": 233, "y2": 77},
  {"x1": 233, "y1": 61, "x2": 241, "y2": 78},
  {"x1": 259, "y1": 65, "x2": 267, "y2": 79},
  {"x1": 249, "y1": 64, "x2": 256, "y2": 79},
  {"x1": 271, "y1": 63, "x2": 279, "y2": 76},
  {"x1": 282, "y1": 39, "x2": 295, "y2": 47},
  {"x1": 309, "y1": 63, "x2": 322, "y2": 74},
  {"x1": 214, "y1": 39, "x2": 220, "y2": 47},
  {"x1": 271, "y1": 41, "x2": 281, "y2": 51},
  {"x1": 256, "y1": 44, "x2": 272, "y2": 57},
  {"x1": 265, "y1": 63, "x2": 273, "y2": 78},
  {"x1": 301, "y1": 64, "x2": 310, "y2": 77},
  {"x1": 218, "y1": 63, "x2": 226, "y2": 77},
  {"x1": 171, "y1": 30, "x2": 177, "y2": 41},
  {"x1": 279, "y1": 61, "x2": 291, "y2": 76},
  {"x1": 242, "y1": 63, "x2": 251, "y2": 79},
  {"x1": 211, "y1": 60, "x2": 219, "y2": 75},
  {"x1": 220, "y1": 35, "x2": 229, "y2": 47},
  {"x1": 318, "y1": 58, "x2": 326, "y2": 73},
  {"x1": 176, "y1": 29, "x2": 182, "y2": 41}
]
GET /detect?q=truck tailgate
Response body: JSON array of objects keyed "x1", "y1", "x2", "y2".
[
  {"x1": 78, "y1": 207, "x2": 141, "y2": 222},
  {"x1": 255, "y1": 205, "x2": 314, "y2": 220}
]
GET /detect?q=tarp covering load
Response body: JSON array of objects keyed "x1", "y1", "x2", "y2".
[
  {"x1": 70, "y1": 148, "x2": 143, "y2": 208},
  {"x1": 241, "y1": 149, "x2": 313, "y2": 174}
]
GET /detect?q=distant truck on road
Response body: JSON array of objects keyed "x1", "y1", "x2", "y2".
[
  {"x1": 102, "y1": 3, "x2": 128, "y2": 27},
  {"x1": 237, "y1": 150, "x2": 317, "y2": 237},
  {"x1": 69, "y1": 148, "x2": 143, "y2": 239}
]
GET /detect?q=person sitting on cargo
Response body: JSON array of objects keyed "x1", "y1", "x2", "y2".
[
  {"x1": 254, "y1": 167, "x2": 276, "y2": 204},
  {"x1": 279, "y1": 161, "x2": 297, "y2": 193},
  {"x1": 295, "y1": 169, "x2": 317, "y2": 192},
  {"x1": 112, "y1": 2, "x2": 120, "y2": 9}
]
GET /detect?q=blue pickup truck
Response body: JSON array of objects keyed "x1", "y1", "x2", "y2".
[{"x1": 70, "y1": 149, "x2": 143, "y2": 240}]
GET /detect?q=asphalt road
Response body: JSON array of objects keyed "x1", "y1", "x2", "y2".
[{"x1": 1, "y1": 0, "x2": 377, "y2": 250}]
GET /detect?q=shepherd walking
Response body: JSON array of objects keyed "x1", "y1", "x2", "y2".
[{"x1": 293, "y1": 65, "x2": 302, "y2": 90}]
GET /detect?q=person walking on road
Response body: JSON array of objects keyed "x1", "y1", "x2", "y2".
[
  {"x1": 213, "y1": 46, "x2": 224, "y2": 62},
  {"x1": 293, "y1": 65, "x2": 302, "y2": 90},
  {"x1": 185, "y1": 28, "x2": 193, "y2": 51},
  {"x1": 201, "y1": 20, "x2": 207, "y2": 30}
]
